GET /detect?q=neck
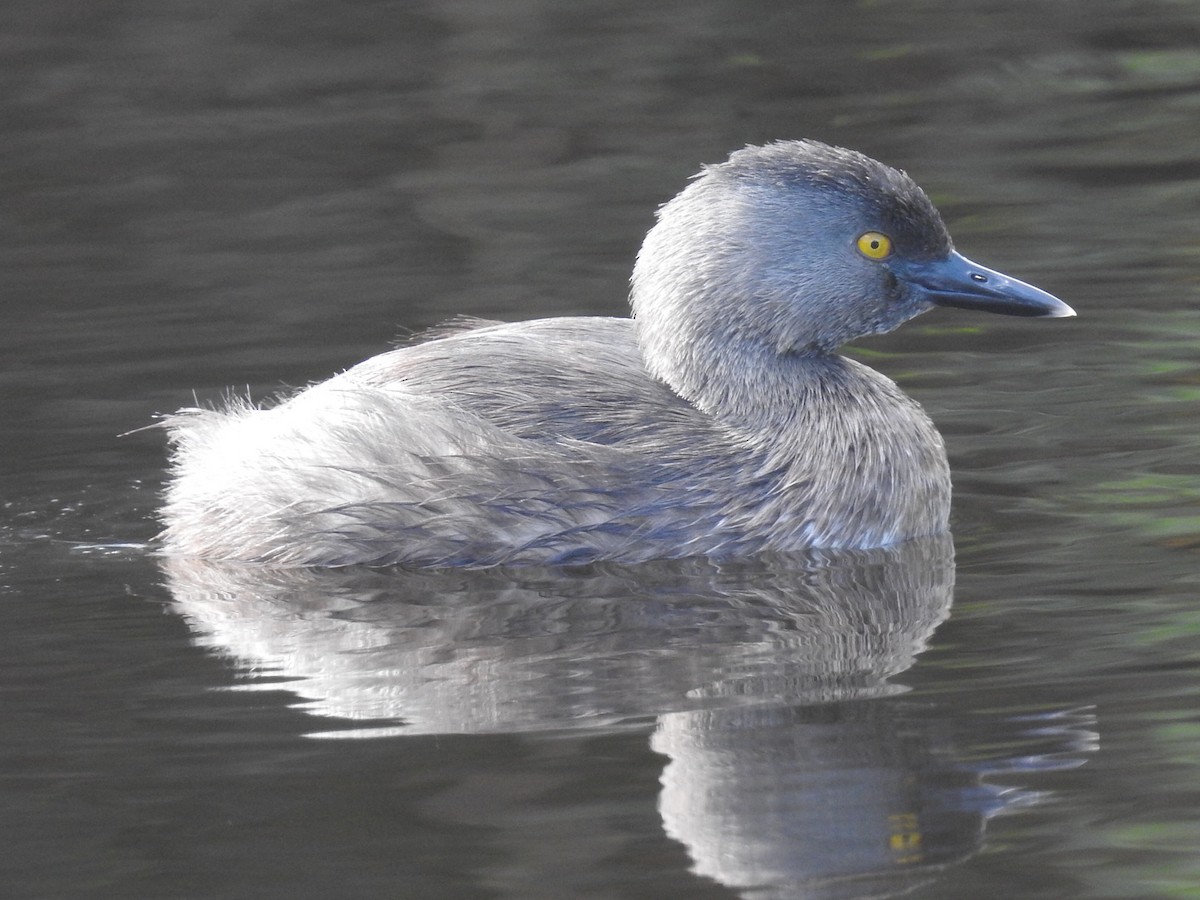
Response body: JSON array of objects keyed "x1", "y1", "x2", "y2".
[{"x1": 636, "y1": 320, "x2": 855, "y2": 430}]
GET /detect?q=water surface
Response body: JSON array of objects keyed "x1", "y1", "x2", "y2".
[{"x1": 3, "y1": 1, "x2": 1199, "y2": 897}]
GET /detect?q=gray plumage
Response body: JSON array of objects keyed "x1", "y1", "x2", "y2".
[{"x1": 160, "y1": 140, "x2": 1072, "y2": 567}]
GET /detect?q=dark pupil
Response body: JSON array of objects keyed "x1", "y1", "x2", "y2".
[{"x1": 870, "y1": 240, "x2": 880, "y2": 250}]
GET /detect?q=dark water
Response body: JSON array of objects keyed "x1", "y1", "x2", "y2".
[{"x1": 3, "y1": 1, "x2": 1199, "y2": 897}]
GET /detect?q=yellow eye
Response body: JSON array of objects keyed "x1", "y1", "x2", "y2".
[{"x1": 856, "y1": 231, "x2": 893, "y2": 260}]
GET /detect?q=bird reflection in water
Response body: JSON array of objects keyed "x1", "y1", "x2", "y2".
[{"x1": 163, "y1": 535, "x2": 1095, "y2": 897}]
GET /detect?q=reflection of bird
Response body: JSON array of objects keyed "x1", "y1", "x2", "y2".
[
  {"x1": 161, "y1": 140, "x2": 1073, "y2": 567},
  {"x1": 162, "y1": 536, "x2": 956, "y2": 735},
  {"x1": 654, "y1": 702, "x2": 1097, "y2": 899}
]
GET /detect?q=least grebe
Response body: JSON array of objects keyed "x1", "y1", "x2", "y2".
[{"x1": 161, "y1": 140, "x2": 1073, "y2": 567}]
